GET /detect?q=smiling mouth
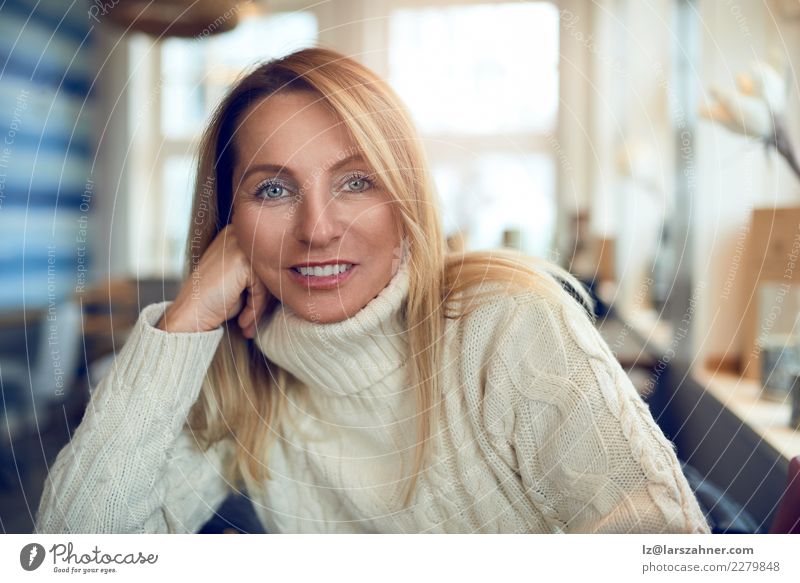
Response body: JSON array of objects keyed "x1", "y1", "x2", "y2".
[
  {"x1": 290, "y1": 263, "x2": 355, "y2": 277},
  {"x1": 288, "y1": 263, "x2": 358, "y2": 290}
]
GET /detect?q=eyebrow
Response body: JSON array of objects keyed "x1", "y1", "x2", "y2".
[{"x1": 239, "y1": 153, "x2": 366, "y2": 185}]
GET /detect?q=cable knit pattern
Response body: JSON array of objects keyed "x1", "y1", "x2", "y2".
[
  {"x1": 493, "y1": 293, "x2": 709, "y2": 532},
  {"x1": 35, "y1": 256, "x2": 711, "y2": 534},
  {"x1": 35, "y1": 305, "x2": 234, "y2": 533}
]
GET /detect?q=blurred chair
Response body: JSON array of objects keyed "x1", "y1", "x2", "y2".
[
  {"x1": 79, "y1": 277, "x2": 181, "y2": 394},
  {"x1": 0, "y1": 298, "x2": 83, "y2": 428},
  {"x1": 680, "y1": 461, "x2": 761, "y2": 533},
  {"x1": 0, "y1": 297, "x2": 83, "y2": 486},
  {"x1": 79, "y1": 279, "x2": 139, "y2": 369}
]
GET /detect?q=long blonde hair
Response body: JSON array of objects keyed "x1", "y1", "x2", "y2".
[{"x1": 184, "y1": 47, "x2": 593, "y2": 509}]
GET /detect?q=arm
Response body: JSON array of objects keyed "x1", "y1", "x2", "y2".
[
  {"x1": 492, "y1": 295, "x2": 710, "y2": 534},
  {"x1": 34, "y1": 301, "x2": 234, "y2": 534}
]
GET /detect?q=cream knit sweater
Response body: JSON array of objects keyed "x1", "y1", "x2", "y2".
[{"x1": 35, "y1": 257, "x2": 711, "y2": 534}]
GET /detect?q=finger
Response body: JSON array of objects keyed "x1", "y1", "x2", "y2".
[
  {"x1": 243, "y1": 322, "x2": 256, "y2": 339},
  {"x1": 236, "y1": 276, "x2": 258, "y2": 331},
  {"x1": 240, "y1": 269, "x2": 259, "y2": 317},
  {"x1": 228, "y1": 292, "x2": 245, "y2": 324},
  {"x1": 239, "y1": 277, "x2": 267, "y2": 338},
  {"x1": 238, "y1": 290, "x2": 254, "y2": 330},
  {"x1": 249, "y1": 277, "x2": 269, "y2": 326}
]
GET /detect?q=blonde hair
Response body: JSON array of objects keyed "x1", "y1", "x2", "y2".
[{"x1": 184, "y1": 47, "x2": 593, "y2": 510}]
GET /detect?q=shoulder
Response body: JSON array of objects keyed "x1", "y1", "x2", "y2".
[
  {"x1": 448, "y1": 281, "x2": 601, "y2": 367},
  {"x1": 444, "y1": 284, "x2": 610, "y2": 464},
  {"x1": 448, "y1": 280, "x2": 631, "y2": 425},
  {"x1": 498, "y1": 289, "x2": 620, "y2": 395},
  {"x1": 447, "y1": 281, "x2": 613, "y2": 406}
]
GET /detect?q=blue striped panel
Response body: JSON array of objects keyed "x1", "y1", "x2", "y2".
[
  {"x1": 0, "y1": 0, "x2": 94, "y2": 311},
  {"x1": 2, "y1": 0, "x2": 96, "y2": 47}
]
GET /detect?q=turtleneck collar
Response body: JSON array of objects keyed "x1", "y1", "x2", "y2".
[{"x1": 254, "y1": 251, "x2": 410, "y2": 397}]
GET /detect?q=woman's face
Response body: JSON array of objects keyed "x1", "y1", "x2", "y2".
[{"x1": 230, "y1": 91, "x2": 404, "y2": 324}]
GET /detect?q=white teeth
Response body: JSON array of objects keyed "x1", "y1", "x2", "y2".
[{"x1": 297, "y1": 264, "x2": 352, "y2": 277}]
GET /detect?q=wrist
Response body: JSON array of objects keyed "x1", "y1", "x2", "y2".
[{"x1": 156, "y1": 301, "x2": 209, "y2": 333}]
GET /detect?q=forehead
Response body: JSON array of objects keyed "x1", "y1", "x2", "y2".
[{"x1": 234, "y1": 91, "x2": 360, "y2": 171}]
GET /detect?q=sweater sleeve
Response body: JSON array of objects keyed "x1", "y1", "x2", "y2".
[
  {"x1": 34, "y1": 301, "x2": 235, "y2": 534},
  {"x1": 491, "y1": 295, "x2": 711, "y2": 534}
]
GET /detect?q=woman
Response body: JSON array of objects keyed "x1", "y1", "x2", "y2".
[{"x1": 36, "y1": 47, "x2": 710, "y2": 534}]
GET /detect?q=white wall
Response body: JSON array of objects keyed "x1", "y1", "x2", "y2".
[
  {"x1": 577, "y1": 0, "x2": 674, "y2": 310},
  {"x1": 694, "y1": 0, "x2": 800, "y2": 368},
  {"x1": 91, "y1": 25, "x2": 133, "y2": 280}
]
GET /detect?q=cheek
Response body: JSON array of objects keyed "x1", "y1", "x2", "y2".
[
  {"x1": 232, "y1": 207, "x2": 283, "y2": 264},
  {"x1": 353, "y1": 200, "x2": 401, "y2": 246},
  {"x1": 230, "y1": 212, "x2": 257, "y2": 261}
]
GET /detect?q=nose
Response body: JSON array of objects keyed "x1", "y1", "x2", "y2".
[{"x1": 292, "y1": 184, "x2": 343, "y2": 248}]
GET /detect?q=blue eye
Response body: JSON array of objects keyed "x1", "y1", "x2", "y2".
[
  {"x1": 252, "y1": 172, "x2": 374, "y2": 200},
  {"x1": 341, "y1": 173, "x2": 374, "y2": 193},
  {"x1": 254, "y1": 179, "x2": 292, "y2": 200}
]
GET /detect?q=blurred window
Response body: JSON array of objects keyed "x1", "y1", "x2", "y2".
[{"x1": 388, "y1": 1, "x2": 559, "y2": 257}]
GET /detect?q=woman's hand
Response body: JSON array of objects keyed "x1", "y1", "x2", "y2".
[{"x1": 156, "y1": 224, "x2": 270, "y2": 338}]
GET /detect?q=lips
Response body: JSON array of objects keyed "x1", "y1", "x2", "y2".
[
  {"x1": 290, "y1": 259, "x2": 358, "y2": 278},
  {"x1": 293, "y1": 263, "x2": 353, "y2": 277},
  {"x1": 291, "y1": 259, "x2": 358, "y2": 268},
  {"x1": 288, "y1": 263, "x2": 357, "y2": 290}
]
